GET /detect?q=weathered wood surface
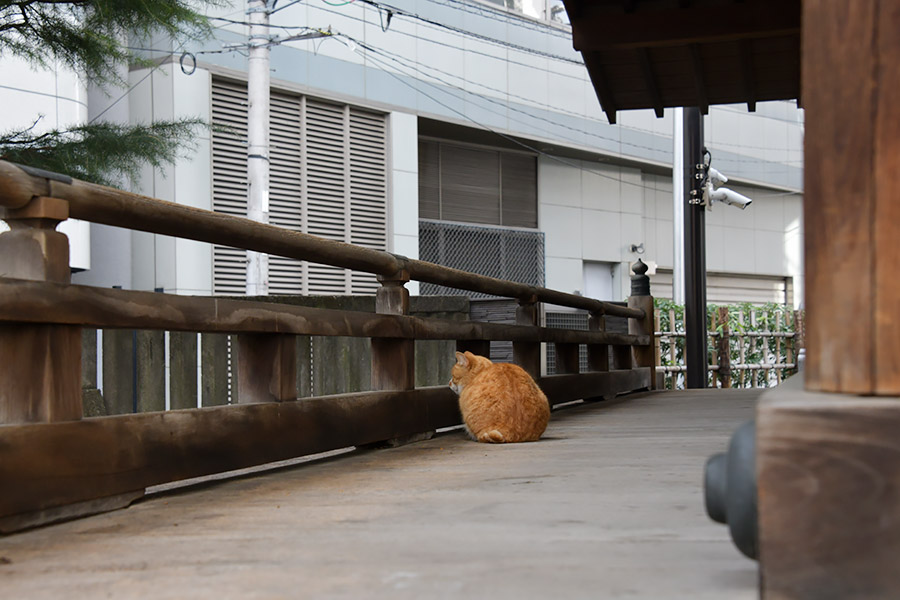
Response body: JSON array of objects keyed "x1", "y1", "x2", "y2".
[
  {"x1": 0, "y1": 324, "x2": 82, "y2": 423},
  {"x1": 513, "y1": 301, "x2": 541, "y2": 378},
  {"x1": 236, "y1": 334, "x2": 297, "y2": 403},
  {"x1": 0, "y1": 387, "x2": 461, "y2": 528},
  {"x1": 371, "y1": 279, "x2": 415, "y2": 391},
  {"x1": 0, "y1": 161, "x2": 642, "y2": 318},
  {"x1": 0, "y1": 388, "x2": 761, "y2": 598},
  {"x1": 629, "y1": 295, "x2": 656, "y2": 388},
  {"x1": 0, "y1": 195, "x2": 82, "y2": 424},
  {"x1": 554, "y1": 342, "x2": 580, "y2": 374},
  {"x1": 757, "y1": 377, "x2": 900, "y2": 599},
  {"x1": 0, "y1": 367, "x2": 654, "y2": 529},
  {"x1": 803, "y1": 0, "x2": 900, "y2": 394},
  {"x1": 0, "y1": 278, "x2": 650, "y2": 346}
]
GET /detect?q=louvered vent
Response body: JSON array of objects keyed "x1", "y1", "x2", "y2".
[
  {"x1": 211, "y1": 79, "x2": 249, "y2": 295},
  {"x1": 210, "y1": 78, "x2": 387, "y2": 296}
]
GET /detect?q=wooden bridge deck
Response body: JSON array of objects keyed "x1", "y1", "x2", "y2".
[{"x1": 0, "y1": 388, "x2": 761, "y2": 599}]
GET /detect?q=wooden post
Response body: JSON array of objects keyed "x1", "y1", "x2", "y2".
[
  {"x1": 716, "y1": 306, "x2": 731, "y2": 389},
  {"x1": 371, "y1": 270, "x2": 414, "y2": 391},
  {"x1": 0, "y1": 196, "x2": 82, "y2": 423},
  {"x1": 236, "y1": 333, "x2": 297, "y2": 403},
  {"x1": 627, "y1": 260, "x2": 655, "y2": 389},
  {"x1": 554, "y1": 343, "x2": 580, "y2": 375},
  {"x1": 513, "y1": 297, "x2": 541, "y2": 379},
  {"x1": 587, "y1": 311, "x2": 609, "y2": 373}
]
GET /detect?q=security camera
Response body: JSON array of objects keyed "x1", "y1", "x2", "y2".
[
  {"x1": 707, "y1": 167, "x2": 728, "y2": 188},
  {"x1": 708, "y1": 187, "x2": 752, "y2": 209}
]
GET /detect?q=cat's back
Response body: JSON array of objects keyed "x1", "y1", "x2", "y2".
[
  {"x1": 471, "y1": 361, "x2": 541, "y2": 395},
  {"x1": 460, "y1": 361, "x2": 550, "y2": 443}
]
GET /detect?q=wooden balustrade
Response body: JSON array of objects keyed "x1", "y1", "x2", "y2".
[{"x1": 0, "y1": 160, "x2": 656, "y2": 532}]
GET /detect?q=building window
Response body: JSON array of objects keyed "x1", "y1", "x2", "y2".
[
  {"x1": 211, "y1": 77, "x2": 387, "y2": 295},
  {"x1": 418, "y1": 140, "x2": 538, "y2": 229},
  {"x1": 418, "y1": 139, "x2": 543, "y2": 296}
]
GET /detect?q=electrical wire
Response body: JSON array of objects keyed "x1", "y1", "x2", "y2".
[
  {"x1": 335, "y1": 36, "x2": 657, "y2": 192},
  {"x1": 340, "y1": 34, "x2": 803, "y2": 199},
  {"x1": 349, "y1": 37, "x2": 802, "y2": 170},
  {"x1": 422, "y1": 0, "x2": 572, "y2": 39},
  {"x1": 308, "y1": 1, "x2": 587, "y2": 80},
  {"x1": 353, "y1": 0, "x2": 583, "y2": 64}
]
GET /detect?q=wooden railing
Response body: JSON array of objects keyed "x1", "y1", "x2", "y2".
[{"x1": 0, "y1": 160, "x2": 655, "y2": 532}]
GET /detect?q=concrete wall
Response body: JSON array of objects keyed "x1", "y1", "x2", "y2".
[{"x1": 539, "y1": 156, "x2": 805, "y2": 306}]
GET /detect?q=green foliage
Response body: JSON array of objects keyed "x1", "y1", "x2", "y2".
[
  {"x1": 655, "y1": 299, "x2": 803, "y2": 390},
  {"x1": 0, "y1": 0, "x2": 219, "y2": 87},
  {"x1": 0, "y1": 0, "x2": 223, "y2": 184},
  {"x1": 1, "y1": 118, "x2": 204, "y2": 186}
]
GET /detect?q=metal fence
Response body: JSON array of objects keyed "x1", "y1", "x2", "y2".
[{"x1": 418, "y1": 219, "x2": 545, "y2": 298}]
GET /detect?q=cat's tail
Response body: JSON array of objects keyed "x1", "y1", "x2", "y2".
[{"x1": 478, "y1": 429, "x2": 506, "y2": 443}]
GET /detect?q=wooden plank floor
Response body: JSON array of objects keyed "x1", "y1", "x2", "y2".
[{"x1": 0, "y1": 388, "x2": 761, "y2": 599}]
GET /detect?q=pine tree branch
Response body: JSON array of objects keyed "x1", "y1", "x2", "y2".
[{"x1": 0, "y1": 119, "x2": 207, "y2": 186}]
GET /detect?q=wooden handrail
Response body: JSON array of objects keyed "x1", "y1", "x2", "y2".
[
  {"x1": 0, "y1": 161, "x2": 643, "y2": 319},
  {"x1": 0, "y1": 278, "x2": 650, "y2": 346}
]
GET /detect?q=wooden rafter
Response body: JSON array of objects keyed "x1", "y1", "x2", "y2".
[
  {"x1": 582, "y1": 53, "x2": 618, "y2": 124},
  {"x1": 637, "y1": 48, "x2": 664, "y2": 118},
  {"x1": 740, "y1": 40, "x2": 757, "y2": 112},
  {"x1": 689, "y1": 44, "x2": 710, "y2": 115}
]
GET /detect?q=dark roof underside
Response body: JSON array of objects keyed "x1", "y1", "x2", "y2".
[{"x1": 562, "y1": 0, "x2": 801, "y2": 123}]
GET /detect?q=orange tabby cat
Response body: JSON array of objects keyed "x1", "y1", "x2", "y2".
[{"x1": 449, "y1": 351, "x2": 550, "y2": 443}]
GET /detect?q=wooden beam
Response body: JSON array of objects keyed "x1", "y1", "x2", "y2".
[
  {"x1": 571, "y1": 0, "x2": 800, "y2": 51},
  {"x1": 582, "y1": 53, "x2": 619, "y2": 124},
  {"x1": 637, "y1": 48, "x2": 664, "y2": 118},
  {"x1": 689, "y1": 44, "x2": 710, "y2": 114},
  {"x1": 0, "y1": 279, "x2": 651, "y2": 347}
]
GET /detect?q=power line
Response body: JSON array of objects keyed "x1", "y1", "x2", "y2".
[
  {"x1": 421, "y1": 0, "x2": 573, "y2": 39},
  {"x1": 307, "y1": 1, "x2": 587, "y2": 79},
  {"x1": 347, "y1": 36, "x2": 803, "y2": 171},
  {"x1": 342, "y1": 35, "x2": 804, "y2": 199},
  {"x1": 336, "y1": 36, "x2": 657, "y2": 193},
  {"x1": 354, "y1": 0, "x2": 583, "y2": 64}
]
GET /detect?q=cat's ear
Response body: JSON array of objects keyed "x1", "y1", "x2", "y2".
[{"x1": 455, "y1": 351, "x2": 468, "y2": 366}]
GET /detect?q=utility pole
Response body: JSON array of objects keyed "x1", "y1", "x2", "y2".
[
  {"x1": 683, "y1": 107, "x2": 708, "y2": 388},
  {"x1": 246, "y1": 0, "x2": 271, "y2": 296}
]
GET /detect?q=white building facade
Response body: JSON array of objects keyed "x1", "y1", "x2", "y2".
[{"x1": 1, "y1": 0, "x2": 804, "y2": 307}]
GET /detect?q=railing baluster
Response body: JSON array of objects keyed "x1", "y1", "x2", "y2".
[
  {"x1": 627, "y1": 260, "x2": 655, "y2": 388},
  {"x1": 236, "y1": 333, "x2": 297, "y2": 403},
  {"x1": 371, "y1": 269, "x2": 415, "y2": 391},
  {"x1": 513, "y1": 296, "x2": 541, "y2": 379},
  {"x1": 555, "y1": 343, "x2": 580, "y2": 375}
]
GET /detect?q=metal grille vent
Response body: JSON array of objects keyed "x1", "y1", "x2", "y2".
[
  {"x1": 418, "y1": 220, "x2": 545, "y2": 298},
  {"x1": 210, "y1": 78, "x2": 387, "y2": 296}
]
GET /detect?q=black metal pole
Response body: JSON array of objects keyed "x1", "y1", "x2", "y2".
[{"x1": 683, "y1": 107, "x2": 708, "y2": 388}]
